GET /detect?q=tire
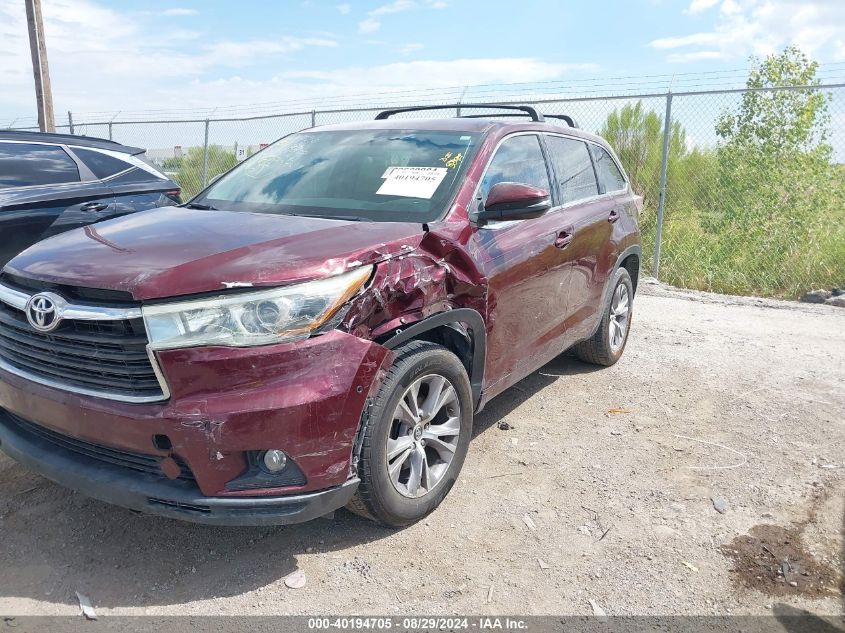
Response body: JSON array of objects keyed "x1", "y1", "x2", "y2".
[
  {"x1": 347, "y1": 340, "x2": 473, "y2": 527},
  {"x1": 573, "y1": 266, "x2": 634, "y2": 366}
]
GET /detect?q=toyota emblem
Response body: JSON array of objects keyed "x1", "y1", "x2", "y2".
[{"x1": 25, "y1": 293, "x2": 62, "y2": 332}]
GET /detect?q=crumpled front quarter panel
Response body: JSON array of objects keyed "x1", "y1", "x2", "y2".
[{"x1": 153, "y1": 330, "x2": 393, "y2": 495}]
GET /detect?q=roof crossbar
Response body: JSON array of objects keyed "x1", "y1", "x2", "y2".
[
  {"x1": 375, "y1": 103, "x2": 545, "y2": 122},
  {"x1": 458, "y1": 112, "x2": 578, "y2": 128}
]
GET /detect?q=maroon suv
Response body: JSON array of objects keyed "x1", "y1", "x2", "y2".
[{"x1": 0, "y1": 104, "x2": 641, "y2": 527}]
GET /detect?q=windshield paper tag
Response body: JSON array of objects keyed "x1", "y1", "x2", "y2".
[{"x1": 377, "y1": 167, "x2": 448, "y2": 199}]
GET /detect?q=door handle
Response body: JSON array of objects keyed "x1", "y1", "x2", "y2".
[
  {"x1": 608, "y1": 209, "x2": 620, "y2": 223},
  {"x1": 554, "y1": 230, "x2": 573, "y2": 249},
  {"x1": 80, "y1": 202, "x2": 109, "y2": 212}
]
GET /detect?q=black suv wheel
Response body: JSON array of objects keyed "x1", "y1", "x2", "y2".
[
  {"x1": 347, "y1": 341, "x2": 473, "y2": 527},
  {"x1": 574, "y1": 267, "x2": 634, "y2": 366}
]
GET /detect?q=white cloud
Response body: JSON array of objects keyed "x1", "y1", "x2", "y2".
[
  {"x1": 280, "y1": 58, "x2": 598, "y2": 89},
  {"x1": 686, "y1": 0, "x2": 719, "y2": 13},
  {"x1": 0, "y1": 0, "x2": 597, "y2": 127},
  {"x1": 0, "y1": 0, "x2": 339, "y2": 120},
  {"x1": 357, "y1": 0, "x2": 446, "y2": 34},
  {"x1": 161, "y1": 8, "x2": 197, "y2": 16},
  {"x1": 336, "y1": 3, "x2": 351, "y2": 14},
  {"x1": 400, "y1": 43, "x2": 424, "y2": 55},
  {"x1": 201, "y1": 38, "x2": 337, "y2": 67},
  {"x1": 720, "y1": 0, "x2": 740, "y2": 15},
  {"x1": 357, "y1": 17, "x2": 381, "y2": 33},
  {"x1": 652, "y1": 0, "x2": 845, "y2": 62},
  {"x1": 370, "y1": 0, "x2": 415, "y2": 16},
  {"x1": 650, "y1": 32, "x2": 721, "y2": 49},
  {"x1": 666, "y1": 50, "x2": 726, "y2": 62}
]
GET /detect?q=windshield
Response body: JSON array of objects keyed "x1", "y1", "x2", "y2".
[{"x1": 195, "y1": 129, "x2": 480, "y2": 223}]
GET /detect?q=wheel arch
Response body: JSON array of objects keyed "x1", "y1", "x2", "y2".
[
  {"x1": 606, "y1": 244, "x2": 641, "y2": 300},
  {"x1": 619, "y1": 248, "x2": 641, "y2": 295},
  {"x1": 586, "y1": 244, "x2": 641, "y2": 341},
  {"x1": 379, "y1": 308, "x2": 486, "y2": 410}
]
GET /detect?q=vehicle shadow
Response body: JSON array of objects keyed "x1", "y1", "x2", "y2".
[
  {"x1": 0, "y1": 353, "x2": 596, "y2": 609},
  {"x1": 473, "y1": 351, "x2": 603, "y2": 438},
  {"x1": 772, "y1": 603, "x2": 845, "y2": 633}
]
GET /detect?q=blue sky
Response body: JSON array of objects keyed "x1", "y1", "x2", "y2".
[{"x1": 1, "y1": 0, "x2": 844, "y2": 124}]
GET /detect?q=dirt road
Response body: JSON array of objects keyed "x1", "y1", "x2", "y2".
[{"x1": 0, "y1": 281, "x2": 842, "y2": 616}]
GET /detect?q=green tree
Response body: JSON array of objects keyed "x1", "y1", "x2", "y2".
[
  {"x1": 173, "y1": 145, "x2": 237, "y2": 199},
  {"x1": 160, "y1": 155, "x2": 183, "y2": 171},
  {"x1": 600, "y1": 100, "x2": 688, "y2": 202},
  {"x1": 713, "y1": 46, "x2": 842, "y2": 296},
  {"x1": 716, "y1": 46, "x2": 830, "y2": 156},
  {"x1": 599, "y1": 101, "x2": 717, "y2": 276}
]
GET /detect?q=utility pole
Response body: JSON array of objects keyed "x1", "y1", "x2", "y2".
[{"x1": 24, "y1": 0, "x2": 55, "y2": 132}]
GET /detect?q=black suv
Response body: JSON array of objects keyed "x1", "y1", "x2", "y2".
[{"x1": 0, "y1": 131, "x2": 180, "y2": 266}]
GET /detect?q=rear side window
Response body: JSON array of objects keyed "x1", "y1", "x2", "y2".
[
  {"x1": 545, "y1": 136, "x2": 599, "y2": 204},
  {"x1": 109, "y1": 169, "x2": 157, "y2": 185},
  {"x1": 0, "y1": 142, "x2": 80, "y2": 187},
  {"x1": 71, "y1": 147, "x2": 133, "y2": 179},
  {"x1": 592, "y1": 146, "x2": 627, "y2": 193},
  {"x1": 480, "y1": 135, "x2": 551, "y2": 201}
]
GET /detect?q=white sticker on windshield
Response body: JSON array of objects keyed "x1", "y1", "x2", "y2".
[{"x1": 376, "y1": 166, "x2": 448, "y2": 199}]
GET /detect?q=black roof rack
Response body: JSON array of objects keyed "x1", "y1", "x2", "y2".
[
  {"x1": 459, "y1": 112, "x2": 578, "y2": 128},
  {"x1": 0, "y1": 130, "x2": 145, "y2": 155},
  {"x1": 375, "y1": 103, "x2": 545, "y2": 122}
]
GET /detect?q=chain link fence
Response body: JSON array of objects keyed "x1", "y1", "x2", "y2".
[{"x1": 12, "y1": 84, "x2": 845, "y2": 299}]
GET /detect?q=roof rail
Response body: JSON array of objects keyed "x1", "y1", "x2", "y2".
[
  {"x1": 0, "y1": 130, "x2": 145, "y2": 154},
  {"x1": 459, "y1": 112, "x2": 579, "y2": 128},
  {"x1": 375, "y1": 103, "x2": 545, "y2": 122},
  {"x1": 543, "y1": 114, "x2": 578, "y2": 128}
]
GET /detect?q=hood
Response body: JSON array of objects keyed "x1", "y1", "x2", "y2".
[{"x1": 5, "y1": 207, "x2": 425, "y2": 300}]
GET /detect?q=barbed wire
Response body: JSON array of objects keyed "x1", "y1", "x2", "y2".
[{"x1": 6, "y1": 61, "x2": 845, "y2": 127}]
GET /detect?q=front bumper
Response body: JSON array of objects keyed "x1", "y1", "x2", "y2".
[
  {"x1": 0, "y1": 407, "x2": 359, "y2": 526},
  {"x1": 0, "y1": 329, "x2": 392, "y2": 524}
]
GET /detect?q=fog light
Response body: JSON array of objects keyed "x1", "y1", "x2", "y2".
[{"x1": 262, "y1": 449, "x2": 287, "y2": 473}]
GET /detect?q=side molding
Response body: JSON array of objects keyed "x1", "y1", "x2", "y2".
[{"x1": 382, "y1": 308, "x2": 486, "y2": 408}]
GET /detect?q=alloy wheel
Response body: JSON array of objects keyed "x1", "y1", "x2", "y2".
[
  {"x1": 608, "y1": 283, "x2": 631, "y2": 354},
  {"x1": 608, "y1": 282, "x2": 630, "y2": 353},
  {"x1": 385, "y1": 373, "x2": 461, "y2": 499}
]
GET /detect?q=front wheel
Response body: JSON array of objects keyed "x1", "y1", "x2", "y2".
[
  {"x1": 347, "y1": 341, "x2": 473, "y2": 527},
  {"x1": 573, "y1": 266, "x2": 634, "y2": 366}
]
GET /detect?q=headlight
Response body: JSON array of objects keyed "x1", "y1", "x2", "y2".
[{"x1": 142, "y1": 266, "x2": 372, "y2": 349}]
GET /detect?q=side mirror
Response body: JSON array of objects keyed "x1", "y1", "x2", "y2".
[{"x1": 476, "y1": 182, "x2": 551, "y2": 223}]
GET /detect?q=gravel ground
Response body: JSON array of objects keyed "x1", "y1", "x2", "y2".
[{"x1": 0, "y1": 281, "x2": 842, "y2": 617}]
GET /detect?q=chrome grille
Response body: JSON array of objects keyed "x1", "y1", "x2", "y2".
[{"x1": 0, "y1": 282, "x2": 166, "y2": 403}]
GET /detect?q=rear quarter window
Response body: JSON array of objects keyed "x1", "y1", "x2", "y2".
[
  {"x1": 545, "y1": 136, "x2": 599, "y2": 204},
  {"x1": 591, "y1": 145, "x2": 627, "y2": 193},
  {"x1": 0, "y1": 142, "x2": 80, "y2": 187},
  {"x1": 108, "y1": 169, "x2": 160, "y2": 185},
  {"x1": 71, "y1": 147, "x2": 133, "y2": 179}
]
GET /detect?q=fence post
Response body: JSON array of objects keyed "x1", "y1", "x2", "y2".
[
  {"x1": 652, "y1": 92, "x2": 673, "y2": 279},
  {"x1": 108, "y1": 122, "x2": 112, "y2": 140},
  {"x1": 456, "y1": 85, "x2": 468, "y2": 117},
  {"x1": 310, "y1": 109, "x2": 316, "y2": 128},
  {"x1": 201, "y1": 118, "x2": 210, "y2": 187},
  {"x1": 67, "y1": 110, "x2": 74, "y2": 135}
]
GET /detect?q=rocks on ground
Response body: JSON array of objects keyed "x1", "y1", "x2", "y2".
[{"x1": 800, "y1": 288, "x2": 845, "y2": 307}]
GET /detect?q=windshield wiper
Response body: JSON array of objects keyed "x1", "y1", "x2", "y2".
[
  {"x1": 184, "y1": 202, "x2": 216, "y2": 210},
  {"x1": 305, "y1": 214, "x2": 371, "y2": 222}
]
